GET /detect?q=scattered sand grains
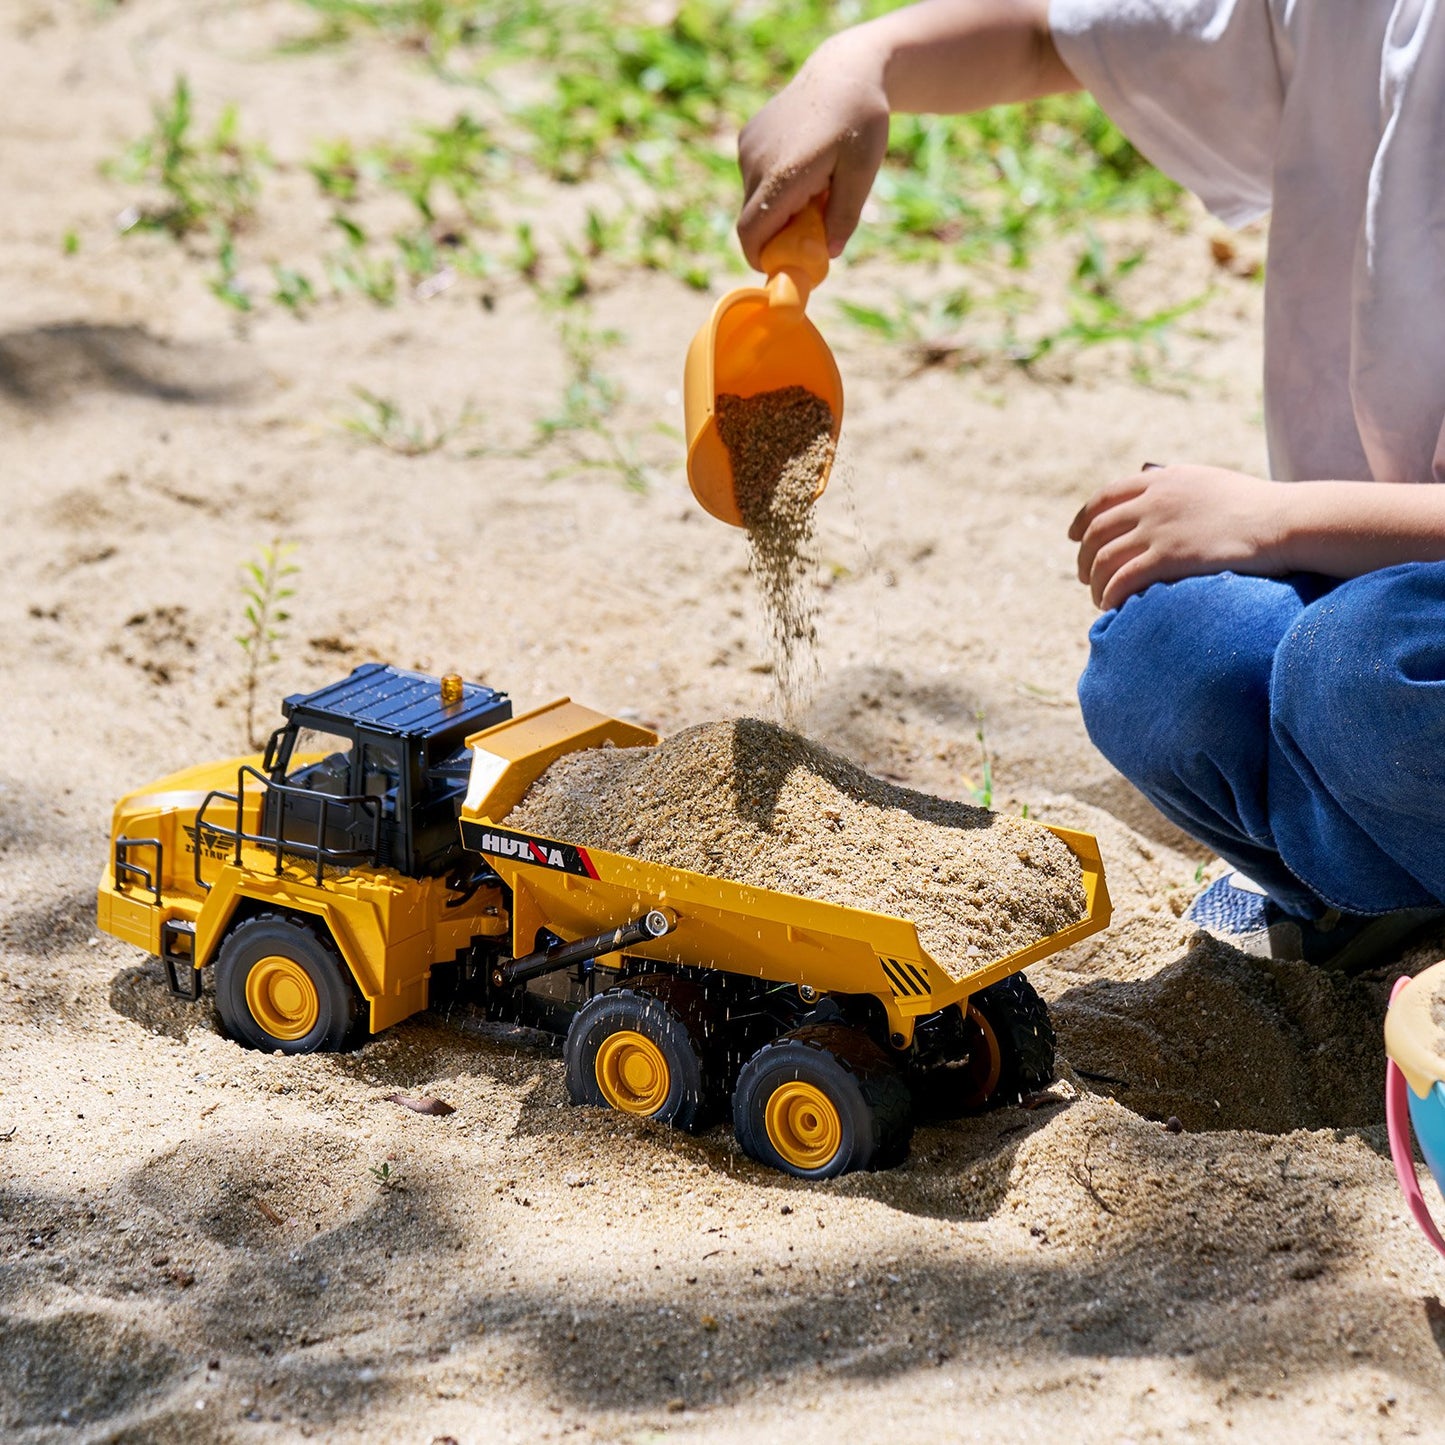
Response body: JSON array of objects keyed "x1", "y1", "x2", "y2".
[
  {"x1": 505, "y1": 718, "x2": 1086, "y2": 979},
  {"x1": 715, "y1": 386, "x2": 835, "y2": 722}
]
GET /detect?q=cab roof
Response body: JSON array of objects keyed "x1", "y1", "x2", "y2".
[{"x1": 282, "y1": 664, "x2": 511, "y2": 756}]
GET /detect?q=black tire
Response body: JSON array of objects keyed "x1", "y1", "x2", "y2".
[
  {"x1": 564, "y1": 985, "x2": 709, "y2": 1131},
  {"x1": 623, "y1": 973, "x2": 730, "y2": 1119},
  {"x1": 732, "y1": 1024, "x2": 913, "y2": 1179},
  {"x1": 214, "y1": 912, "x2": 366, "y2": 1054},
  {"x1": 916, "y1": 973, "x2": 1055, "y2": 1116}
]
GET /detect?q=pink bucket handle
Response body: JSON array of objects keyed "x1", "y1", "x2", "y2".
[{"x1": 1386, "y1": 975, "x2": 1445, "y2": 1261}]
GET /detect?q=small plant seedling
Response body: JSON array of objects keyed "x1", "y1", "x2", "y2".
[
  {"x1": 962, "y1": 708, "x2": 995, "y2": 810},
  {"x1": 343, "y1": 387, "x2": 481, "y2": 456},
  {"x1": 236, "y1": 542, "x2": 299, "y2": 750},
  {"x1": 369, "y1": 1161, "x2": 397, "y2": 1188},
  {"x1": 108, "y1": 75, "x2": 266, "y2": 240},
  {"x1": 536, "y1": 311, "x2": 651, "y2": 491},
  {"x1": 210, "y1": 233, "x2": 252, "y2": 312},
  {"x1": 272, "y1": 265, "x2": 317, "y2": 313}
]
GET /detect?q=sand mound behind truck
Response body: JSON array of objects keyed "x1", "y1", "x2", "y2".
[{"x1": 505, "y1": 718, "x2": 1086, "y2": 981}]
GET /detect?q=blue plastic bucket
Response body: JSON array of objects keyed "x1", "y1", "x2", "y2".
[{"x1": 1384, "y1": 962, "x2": 1445, "y2": 1259}]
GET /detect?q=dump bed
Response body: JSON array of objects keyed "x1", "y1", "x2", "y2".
[{"x1": 460, "y1": 700, "x2": 1110, "y2": 1046}]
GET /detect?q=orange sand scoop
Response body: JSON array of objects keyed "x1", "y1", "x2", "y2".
[{"x1": 684, "y1": 198, "x2": 844, "y2": 526}]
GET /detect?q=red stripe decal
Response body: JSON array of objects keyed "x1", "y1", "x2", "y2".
[
  {"x1": 577, "y1": 847, "x2": 599, "y2": 880},
  {"x1": 528, "y1": 842, "x2": 548, "y2": 864}
]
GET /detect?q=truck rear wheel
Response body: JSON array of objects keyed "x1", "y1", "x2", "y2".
[
  {"x1": 564, "y1": 985, "x2": 709, "y2": 1131},
  {"x1": 732, "y1": 1024, "x2": 912, "y2": 1179},
  {"x1": 214, "y1": 913, "x2": 365, "y2": 1054},
  {"x1": 917, "y1": 973, "x2": 1055, "y2": 1115}
]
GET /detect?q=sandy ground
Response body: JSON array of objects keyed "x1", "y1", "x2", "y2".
[{"x1": 6, "y1": 3, "x2": 1445, "y2": 1442}]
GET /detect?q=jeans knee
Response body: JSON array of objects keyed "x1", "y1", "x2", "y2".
[
  {"x1": 1079, "y1": 574, "x2": 1289, "y2": 786},
  {"x1": 1273, "y1": 564, "x2": 1445, "y2": 805}
]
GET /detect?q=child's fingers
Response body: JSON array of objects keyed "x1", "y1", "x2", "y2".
[
  {"x1": 1073, "y1": 500, "x2": 1141, "y2": 584},
  {"x1": 737, "y1": 165, "x2": 829, "y2": 271},
  {"x1": 1068, "y1": 474, "x2": 1151, "y2": 541},
  {"x1": 1099, "y1": 548, "x2": 1186, "y2": 611},
  {"x1": 822, "y1": 123, "x2": 888, "y2": 257},
  {"x1": 1088, "y1": 535, "x2": 1152, "y2": 609}
]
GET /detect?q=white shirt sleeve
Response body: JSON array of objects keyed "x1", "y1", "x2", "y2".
[{"x1": 1048, "y1": 0, "x2": 1285, "y2": 226}]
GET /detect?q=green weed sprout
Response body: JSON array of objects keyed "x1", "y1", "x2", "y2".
[
  {"x1": 109, "y1": 75, "x2": 268, "y2": 312},
  {"x1": 237, "y1": 542, "x2": 299, "y2": 751},
  {"x1": 954, "y1": 707, "x2": 998, "y2": 811},
  {"x1": 964, "y1": 709, "x2": 995, "y2": 810},
  {"x1": 536, "y1": 311, "x2": 651, "y2": 491},
  {"x1": 343, "y1": 387, "x2": 480, "y2": 456},
  {"x1": 109, "y1": 75, "x2": 266, "y2": 239}
]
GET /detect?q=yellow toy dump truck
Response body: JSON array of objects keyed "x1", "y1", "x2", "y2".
[{"x1": 98, "y1": 664, "x2": 1110, "y2": 1178}]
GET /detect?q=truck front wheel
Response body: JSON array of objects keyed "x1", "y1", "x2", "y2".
[{"x1": 214, "y1": 913, "x2": 365, "y2": 1054}]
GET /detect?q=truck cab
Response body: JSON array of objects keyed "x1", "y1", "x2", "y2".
[{"x1": 261, "y1": 663, "x2": 512, "y2": 878}]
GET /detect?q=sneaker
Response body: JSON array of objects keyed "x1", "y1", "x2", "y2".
[{"x1": 1185, "y1": 871, "x2": 1445, "y2": 974}]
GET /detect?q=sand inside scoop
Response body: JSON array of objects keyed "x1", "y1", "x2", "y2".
[{"x1": 504, "y1": 719, "x2": 1087, "y2": 981}]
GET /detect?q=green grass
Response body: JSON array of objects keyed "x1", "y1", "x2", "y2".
[
  {"x1": 535, "y1": 311, "x2": 653, "y2": 491},
  {"x1": 107, "y1": 75, "x2": 271, "y2": 311},
  {"x1": 108, "y1": 4, "x2": 1184, "y2": 313},
  {"x1": 962, "y1": 708, "x2": 994, "y2": 810},
  {"x1": 342, "y1": 387, "x2": 481, "y2": 455},
  {"x1": 98, "y1": 2, "x2": 1206, "y2": 472},
  {"x1": 108, "y1": 75, "x2": 267, "y2": 239}
]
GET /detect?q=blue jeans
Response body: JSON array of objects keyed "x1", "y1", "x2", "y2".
[{"x1": 1078, "y1": 564, "x2": 1445, "y2": 917}]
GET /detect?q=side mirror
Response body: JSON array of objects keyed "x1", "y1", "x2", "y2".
[{"x1": 262, "y1": 726, "x2": 288, "y2": 775}]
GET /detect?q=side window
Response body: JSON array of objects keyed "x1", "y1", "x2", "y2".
[
  {"x1": 287, "y1": 729, "x2": 354, "y2": 796},
  {"x1": 361, "y1": 738, "x2": 403, "y2": 816}
]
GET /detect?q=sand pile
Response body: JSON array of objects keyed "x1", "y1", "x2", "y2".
[
  {"x1": 1051, "y1": 933, "x2": 1396, "y2": 1132},
  {"x1": 505, "y1": 718, "x2": 1086, "y2": 978},
  {"x1": 715, "y1": 386, "x2": 834, "y2": 721}
]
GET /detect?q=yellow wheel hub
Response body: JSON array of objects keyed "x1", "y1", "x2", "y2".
[
  {"x1": 245, "y1": 956, "x2": 320, "y2": 1042},
  {"x1": 594, "y1": 1030, "x2": 671, "y2": 1115},
  {"x1": 765, "y1": 1081, "x2": 843, "y2": 1170}
]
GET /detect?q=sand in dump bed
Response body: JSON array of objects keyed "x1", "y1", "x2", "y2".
[{"x1": 505, "y1": 719, "x2": 1086, "y2": 978}]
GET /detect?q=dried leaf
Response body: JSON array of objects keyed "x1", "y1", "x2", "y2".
[{"x1": 386, "y1": 1092, "x2": 455, "y2": 1117}]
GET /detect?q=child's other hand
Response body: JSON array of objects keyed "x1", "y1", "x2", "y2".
[
  {"x1": 1069, "y1": 464, "x2": 1289, "y2": 610},
  {"x1": 737, "y1": 32, "x2": 890, "y2": 269}
]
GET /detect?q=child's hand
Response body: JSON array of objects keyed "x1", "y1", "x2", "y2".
[
  {"x1": 735, "y1": 2, "x2": 1069, "y2": 269},
  {"x1": 737, "y1": 32, "x2": 891, "y2": 269},
  {"x1": 1070, "y1": 464, "x2": 1290, "y2": 610}
]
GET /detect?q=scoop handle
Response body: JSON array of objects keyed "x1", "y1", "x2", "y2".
[
  {"x1": 1386, "y1": 975, "x2": 1445, "y2": 1261},
  {"x1": 759, "y1": 197, "x2": 830, "y2": 310}
]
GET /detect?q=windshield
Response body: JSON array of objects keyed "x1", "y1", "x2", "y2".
[{"x1": 285, "y1": 728, "x2": 354, "y2": 796}]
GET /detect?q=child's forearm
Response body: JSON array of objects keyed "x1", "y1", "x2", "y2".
[
  {"x1": 1071, "y1": 465, "x2": 1445, "y2": 610},
  {"x1": 1277, "y1": 481, "x2": 1445, "y2": 577},
  {"x1": 845, "y1": 0, "x2": 1076, "y2": 115}
]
